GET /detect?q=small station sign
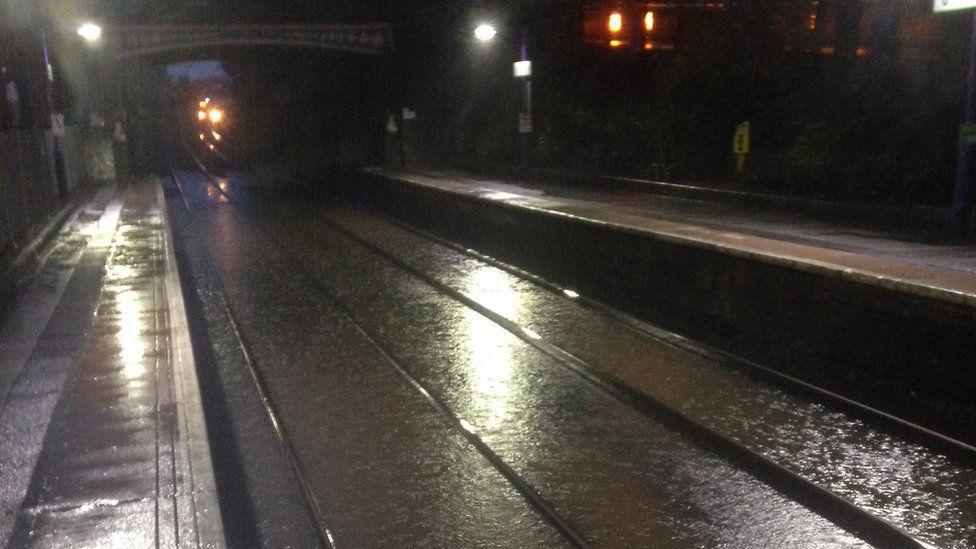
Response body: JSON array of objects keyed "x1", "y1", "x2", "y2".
[{"x1": 934, "y1": 0, "x2": 976, "y2": 12}]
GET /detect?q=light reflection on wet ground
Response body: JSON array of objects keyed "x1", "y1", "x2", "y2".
[
  {"x1": 176, "y1": 171, "x2": 878, "y2": 547},
  {"x1": 464, "y1": 267, "x2": 522, "y2": 432},
  {"x1": 314, "y1": 200, "x2": 976, "y2": 549},
  {"x1": 3, "y1": 186, "x2": 186, "y2": 548},
  {"x1": 0, "y1": 192, "x2": 117, "y2": 543},
  {"x1": 204, "y1": 178, "x2": 231, "y2": 204},
  {"x1": 256, "y1": 201, "x2": 868, "y2": 548},
  {"x1": 185, "y1": 191, "x2": 572, "y2": 547}
]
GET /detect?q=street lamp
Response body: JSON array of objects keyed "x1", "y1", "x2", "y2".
[
  {"x1": 473, "y1": 23, "x2": 534, "y2": 169},
  {"x1": 77, "y1": 23, "x2": 102, "y2": 43},
  {"x1": 474, "y1": 23, "x2": 498, "y2": 43}
]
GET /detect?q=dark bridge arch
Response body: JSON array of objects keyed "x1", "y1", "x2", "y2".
[{"x1": 109, "y1": 24, "x2": 394, "y2": 59}]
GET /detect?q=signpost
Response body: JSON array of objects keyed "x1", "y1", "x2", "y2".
[
  {"x1": 513, "y1": 60, "x2": 532, "y2": 78},
  {"x1": 516, "y1": 30, "x2": 533, "y2": 169},
  {"x1": 50, "y1": 113, "x2": 66, "y2": 138},
  {"x1": 518, "y1": 113, "x2": 533, "y2": 135},
  {"x1": 733, "y1": 122, "x2": 750, "y2": 174}
]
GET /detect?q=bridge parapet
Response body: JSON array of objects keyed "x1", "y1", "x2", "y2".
[{"x1": 108, "y1": 23, "x2": 394, "y2": 58}]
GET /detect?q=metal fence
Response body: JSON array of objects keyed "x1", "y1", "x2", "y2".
[{"x1": 0, "y1": 126, "x2": 106, "y2": 252}]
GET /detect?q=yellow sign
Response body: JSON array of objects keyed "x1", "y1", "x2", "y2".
[{"x1": 733, "y1": 122, "x2": 750, "y2": 155}]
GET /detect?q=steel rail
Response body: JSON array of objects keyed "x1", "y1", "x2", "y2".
[
  {"x1": 344, "y1": 192, "x2": 976, "y2": 468},
  {"x1": 291, "y1": 193, "x2": 930, "y2": 549},
  {"x1": 180, "y1": 166, "x2": 591, "y2": 549},
  {"x1": 170, "y1": 170, "x2": 338, "y2": 549}
]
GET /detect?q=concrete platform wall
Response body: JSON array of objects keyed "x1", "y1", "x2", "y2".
[{"x1": 343, "y1": 171, "x2": 976, "y2": 443}]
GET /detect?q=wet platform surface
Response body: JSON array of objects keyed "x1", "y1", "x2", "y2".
[
  {"x1": 379, "y1": 170, "x2": 976, "y2": 309},
  {"x1": 0, "y1": 182, "x2": 222, "y2": 548},
  {"x1": 170, "y1": 169, "x2": 976, "y2": 548}
]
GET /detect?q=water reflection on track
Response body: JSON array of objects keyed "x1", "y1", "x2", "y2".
[{"x1": 171, "y1": 169, "x2": 976, "y2": 549}]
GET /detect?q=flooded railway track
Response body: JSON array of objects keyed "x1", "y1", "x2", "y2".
[{"x1": 170, "y1": 167, "x2": 976, "y2": 548}]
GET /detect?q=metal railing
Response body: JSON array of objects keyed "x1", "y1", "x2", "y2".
[{"x1": 0, "y1": 126, "x2": 106, "y2": 253}]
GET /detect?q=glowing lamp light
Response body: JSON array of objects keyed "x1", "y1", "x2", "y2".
[
  {"x1": 644, "y1": 11, "x2": 655, "y2": 32},
  {"x1": 474, "y1": 24, "x2": 498, "y2": 43},
  {"x1": 77, "y1": 23, "x2": 102, "y2": 42},
  {"x1": 212, "y1": 131, "x2": 222, "y2": 141},
  {"x1": 608, "y1": 12, "x2": 623, "y2": 33},
  {"x1": 196, "y1": 110, "x2": 207, "y2": 121},
  {"x1": 208, "y1": 108, "x2": 224, "y2": 124},
  {"x1": 609, "y1": 40, "x2": 623, "y2": 48}
]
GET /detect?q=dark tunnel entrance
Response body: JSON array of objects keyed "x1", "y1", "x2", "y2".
[{"x1": 121, "y1": 44, "x2": 396, "y2": 178}]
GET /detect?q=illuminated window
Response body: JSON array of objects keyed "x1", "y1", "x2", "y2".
[{"x1": 609, "y1": 12, "x2": 623, "y2": 33}]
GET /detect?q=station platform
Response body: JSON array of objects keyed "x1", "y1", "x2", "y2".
[
  {"x1": 349, "y1": 168, "x2": 976, "y2": 445},
  {"x1": 382, "y1": 169, "x2": 976, "y2": 308},
  {"x1": 0, "y1": 181, "x2": 223, "y2": 548}
]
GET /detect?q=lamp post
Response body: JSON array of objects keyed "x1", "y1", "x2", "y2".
[
  {"x1": 516, "y1": 29, "x2": 533, "y2": 170},
  {"x1": 37, "y1": 19, "x2": 103, "y2": 199},
  {"x1": 474, "y1": 22, "x2": 534, "y2": 170},
  {"x1": 951, "y1": 12, "x2": 976, "y2": 240},
  {"x1": 937, "y1": 1, "x2": 976, "y2": 239},
  {"x1": 39, "y1": 29, "x2": 70, "y2": 198}
]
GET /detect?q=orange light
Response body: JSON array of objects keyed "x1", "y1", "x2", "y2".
[
  {"x1": 208, "y1": 108, "x2": 224, "y2": 124},
  {"x1": 212, "y1": 131, "x2": 221, "y2": 141},
  {"x1": 609, "y1": 39, "x2": 623, "y2": 48},
  {"x1": 609, "y1": 12, "x2": 623, "y2": 33},
  {"x1": 196, "y1": 110, "x2": 207, "y2": 121},
  {"x1": 198, "y1": 133, "x2": 205, "y2": 140},
  {"x1": 644, "y1": 11, "x2": 654, "y2": 31},
  {"x1": 644, "y1": 42, "x2": 653, "y2": 50}
]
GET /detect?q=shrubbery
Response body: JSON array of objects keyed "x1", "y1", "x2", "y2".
[{"x1": 417, "y1": 7, "x2": 968, "y2": 208}]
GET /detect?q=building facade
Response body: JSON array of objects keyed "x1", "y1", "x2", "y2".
[{"x1": 582, "y1": 1, "x2": 943, "y2": 59}]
